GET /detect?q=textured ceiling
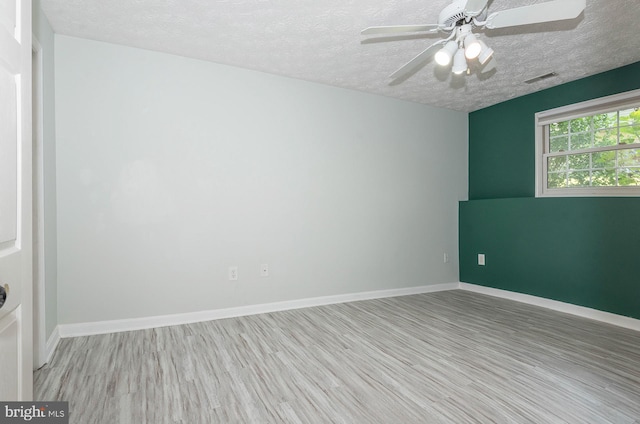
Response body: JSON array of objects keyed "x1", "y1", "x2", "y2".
[{"x1": 40, "y1": 0, "x2": 640, "y2": 112}]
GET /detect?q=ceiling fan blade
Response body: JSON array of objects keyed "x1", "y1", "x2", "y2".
[
  {"x1": 390, "y1": 41, "x2": 445, "y2": 80},
  {"x1": 464, "y1": 0, "x2": 489, "y2": 17},
  {"x1": 486, "y1": 0, "x2": 586, "y2": 29},
  {"x1": 361, "y1": 24, "x2": 441, "y2": 35}
]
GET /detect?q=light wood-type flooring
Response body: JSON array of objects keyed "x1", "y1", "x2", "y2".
[{"x1": 35, "y1": 290, "x2": 640, "y2": 423}]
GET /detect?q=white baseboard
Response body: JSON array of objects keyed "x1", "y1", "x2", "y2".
[
  {"x1": 55, "y1": 281, "x2": 639, "y2": 342},
  {"x1": 58, "y1": 282, "x2": 459, "y2": 338},
  {"x1": 459, "y1": 282, "x2": 640, "y2": 332},
  {"x1": 45, "y1": 326, "x2": 61, "y2": 364}
]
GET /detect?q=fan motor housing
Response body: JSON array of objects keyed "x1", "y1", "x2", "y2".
[{"x1": 438, "y1": 0, "x2": 487, "y2": 27}]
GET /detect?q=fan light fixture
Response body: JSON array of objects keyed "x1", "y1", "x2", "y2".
[
  {"x1": 435, "y1": 41, "x2": 459, "y2": 66},
  {"x1": 452, "y1": 48, "x2": 467, "y2": 74},
  {"x1": 441, "y1": 23, "x2": 491, "y2": 75},
  {"x1": 447, "y1": 32, "x2": 491, "y2": 75},
  {"x1": 477, "y1": 40, "x2": 494, "y2": 65},
  {"x1": 464, "y1": 33, "x2": 481, "y2": 59}
]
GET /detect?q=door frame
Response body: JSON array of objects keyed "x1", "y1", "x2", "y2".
[
  {"x1": 32, "y1": 35, "x2": 47, "y2": 369},
  {"x1": 0, "y1": 0, "x2": 34, "y2": 399}
]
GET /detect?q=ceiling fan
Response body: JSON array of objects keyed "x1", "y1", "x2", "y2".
[{"x1": 362, "y1": 0, "x2": 586, "y2": 81}]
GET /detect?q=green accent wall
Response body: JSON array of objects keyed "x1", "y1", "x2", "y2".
[
  {"x1": 461, "y1": 62, "x2": 640, "y2": 319},
  {"x1": 470, "y1": 62, "x2": 640, "y2": 199},
  {"x1": 459, "y1": 198, "x2": 640, "y2": 318}
]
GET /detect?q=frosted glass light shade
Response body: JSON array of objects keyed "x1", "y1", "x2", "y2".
[
  {"x1": 435, "y1": 41, "x2": 459, "y2": 66},
  {"x1": 464, "y1": 34, "x2": 481, "y2": 60},
  {"x1": 452, "y1": 48, "x2": 467, "y2": 74}
]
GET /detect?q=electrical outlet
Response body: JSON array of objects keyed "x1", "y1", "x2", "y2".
[
  {"x1": 444, "y1": 253, "x2": 450, "y2": 263},
  {"x1": 228, "y1": 266, "x2": 238, "y2": 281},
  {"x1": 260, "y1": 263, "x2": 269, "y2": 277},
  {"x1": 478, "y1": 254, "x2": 486, "y2": 266}
]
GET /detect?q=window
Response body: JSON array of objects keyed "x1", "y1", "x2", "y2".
[{"x1": 535, "y1": 89, "x2": 640, "y2": 197}]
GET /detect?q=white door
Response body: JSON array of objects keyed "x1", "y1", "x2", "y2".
[{"x1": 0, "y1": 0, "x2": 32, "y2": 400}]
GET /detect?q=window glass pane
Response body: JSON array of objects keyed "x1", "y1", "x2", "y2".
[
  {"x1": 619, "y1": 125, "x2": 640, "y2": 145},
  {"x1": 592, "y1": 151, "x2": 616, "y2": 168},
  {"x1": 547, "y1": 172, "x2": 567, "y2": 188},
  {"x1": 618, "y1": 148, "x2": 640, "y2": 167},
  {"x1": 548, "y1": 156, "x2": 567, "y2": 172},
  {"x1": 570, "y1": 132, "x2": 591, "y2": 150},
  {"x1": 568, "y1": 153, "x2": 589, "y2": 170},
  {"x1": 550, "y1": 136, "x2": 568, "y2": 152},
  {"x1": 542, "y1": 93, "x2": 640, "y2": 195},
  {"x1": 593, "y1": 112, "x2": 617, "y2": 130},
  {"x1": 594, "y1": 129, "x2": 617, "y2": 147},
  {"x1": 618, "y1": 168, "x2": 640, "y2": 186},
  {"x1": 592, "y1": 169, "x2": 616, "y2": 186},
  {"x1": 568, "y1": 171, "x2": 590, "y2": 187},
  {"x1": 550, "y1": 121, "x2": 569, "y2": 136},
  {"x1": 619, "y1": 108, "x2": 640, "y2": 126},
  {"x1": 570, "y1": 116, "x2": 591, "y2": 133}
]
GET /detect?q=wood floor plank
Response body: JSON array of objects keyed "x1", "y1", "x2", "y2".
[{"x1": 35, "y1": 290, "x2": 640, "y2": 423}]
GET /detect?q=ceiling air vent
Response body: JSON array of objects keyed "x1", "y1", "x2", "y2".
[{"x1": 525, "y1": 72, "x2": 558, "y2": 84}]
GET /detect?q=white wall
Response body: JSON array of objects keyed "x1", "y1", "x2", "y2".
[
  {"x1": 55, "y1": 35, "x2": 468, "y2": 325},
  {"x1": 33, "y1": 0, "x2": 58, "y2": 339}
]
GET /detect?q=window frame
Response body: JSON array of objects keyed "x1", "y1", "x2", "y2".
[{"x1": 535, "y1": 88, "x2": 640, "y2": 197}]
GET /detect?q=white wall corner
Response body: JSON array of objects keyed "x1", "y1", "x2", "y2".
[
  {"x1": 57, "y1": 283, "x2": 459, "y2": 338},
  {"x1": 45, "y1": 326, "x2": 61, "y2": 364},
  {"x1": 458, "y1": 282, "x2": 640, "y2": 333}
]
